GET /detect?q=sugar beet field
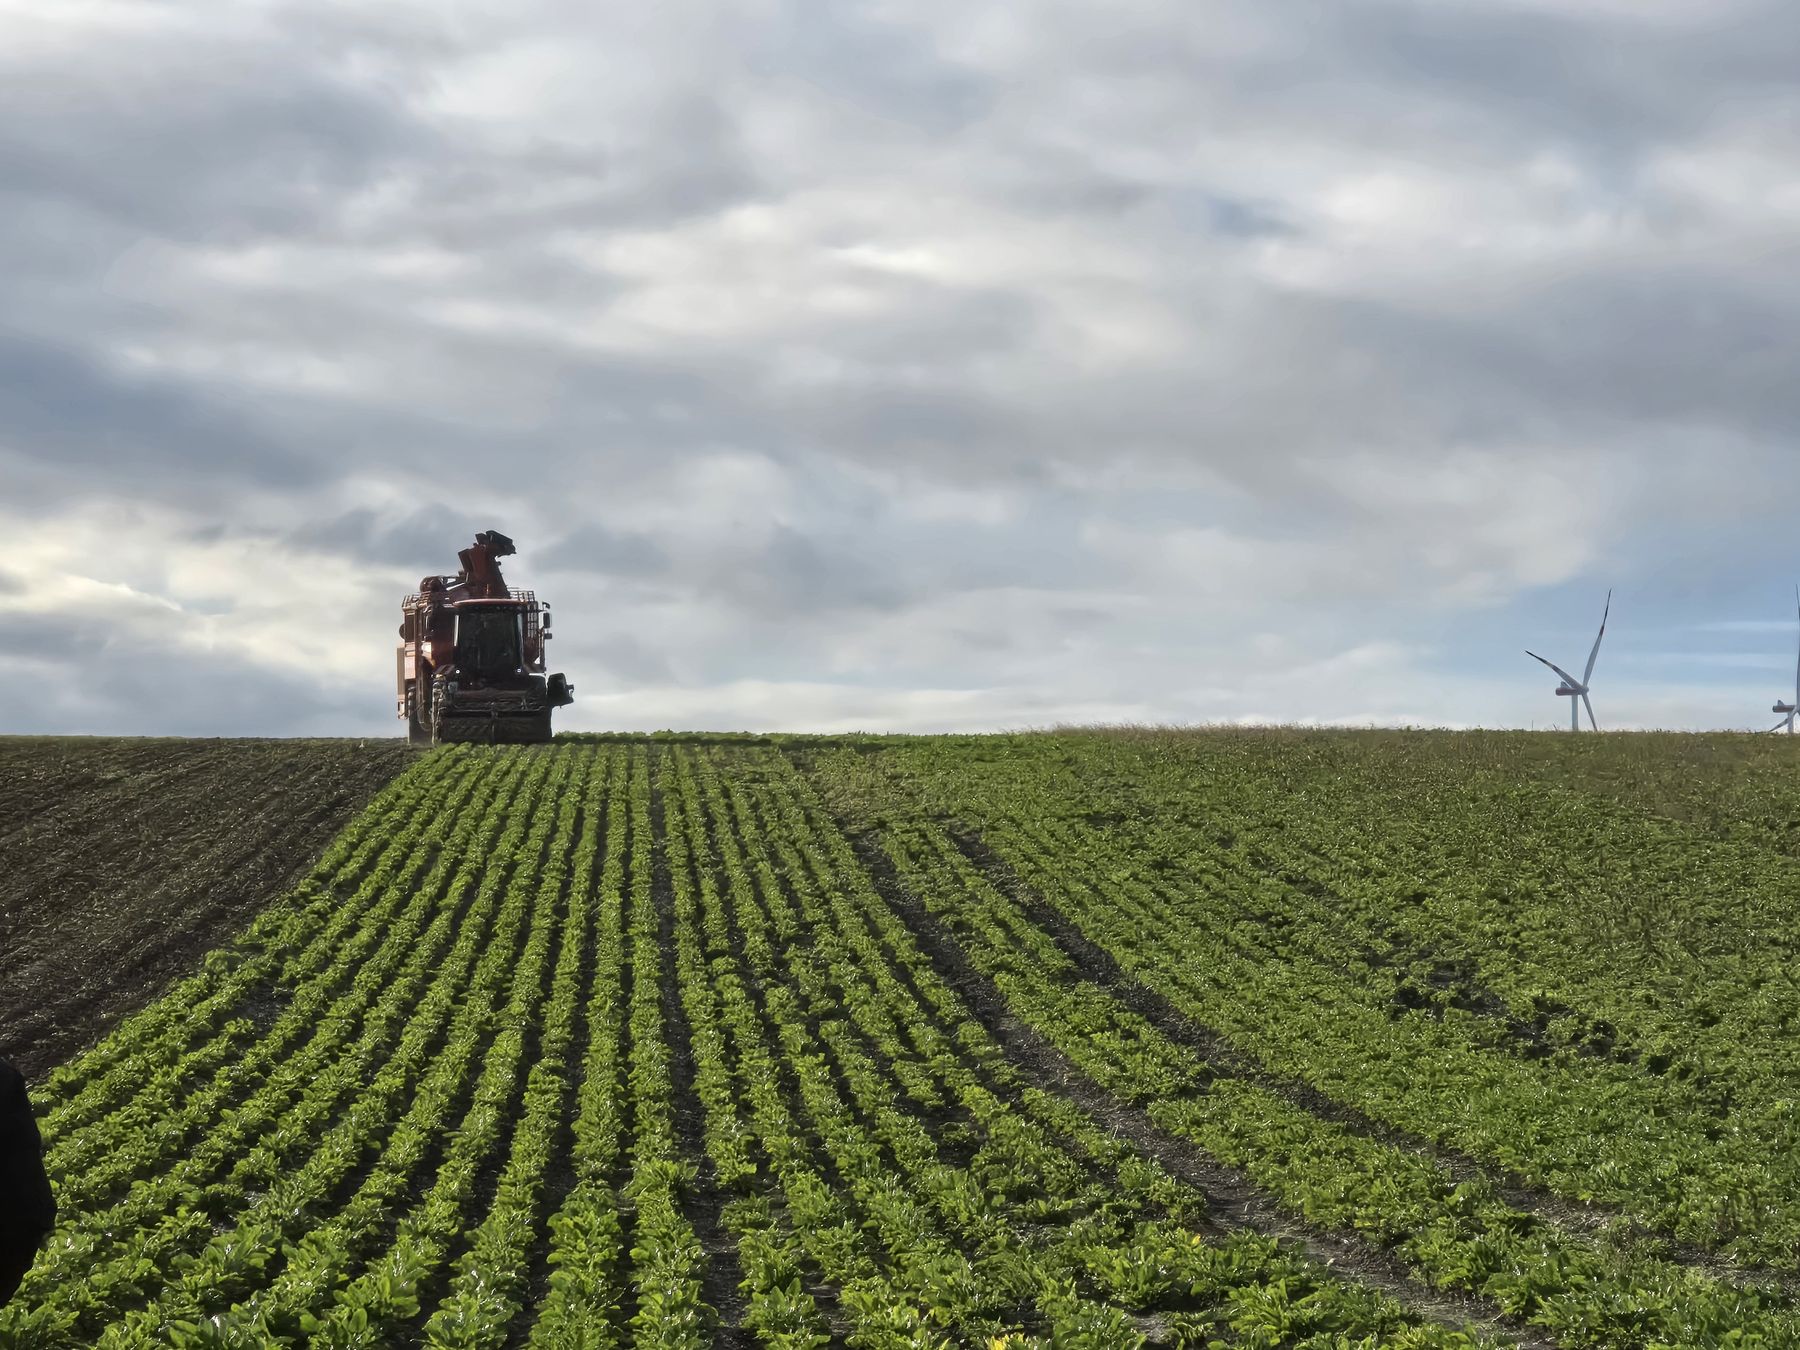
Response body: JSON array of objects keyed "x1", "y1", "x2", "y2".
[{"x1": 12, "y1": 732, "x2": 1800, "y2": 1349}]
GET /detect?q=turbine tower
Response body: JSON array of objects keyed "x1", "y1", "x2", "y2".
[
  {"x1": 1772, "y1": 587, "x2": 1799, "y2": 733},
  {"x1": 1526, "y1": 590, "x2": 1610, "y2": 732}
]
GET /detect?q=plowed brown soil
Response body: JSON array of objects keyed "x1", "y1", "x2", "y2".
[{"x1": 0, "y1": 737, "x2": 412, "y2": 1076}]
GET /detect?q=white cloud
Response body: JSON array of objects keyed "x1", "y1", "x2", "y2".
[{"x1": 0, "y1": 504, "x2": 391, "y2": 687}]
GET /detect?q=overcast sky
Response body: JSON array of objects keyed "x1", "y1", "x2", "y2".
[{"x1": 3, "y1": 0, "x2": 1799, "y2": 736}]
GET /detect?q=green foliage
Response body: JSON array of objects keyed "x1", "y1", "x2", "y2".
[
  {"x1": 810, "y1": 731, "x2": 1800, "y2": 1348},
  {"x1": 21, "y1": 731, "x2": 1800, "y2": 1349}
]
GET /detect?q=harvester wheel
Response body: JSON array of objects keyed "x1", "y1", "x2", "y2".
[{"x1": 406, "y1": 689, "x2": 430, "y2": 746}]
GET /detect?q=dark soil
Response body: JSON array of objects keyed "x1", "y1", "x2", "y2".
[
  {"x1": 649, "y1": 759, "x2": 753, "y2": 1347},
  {"x1": 0, "y1": 736, "x2": 413, "y2": 1077}
]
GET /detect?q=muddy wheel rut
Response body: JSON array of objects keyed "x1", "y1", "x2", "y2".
[
  {"x1": 945, "y1": 824, "x2": 1800, "y2": 1305},
  {"x1": 649, "y1": 758, "x2": 755, "y2": 1347},
  {"x1": 844, "y1": 825, "x2": 1559, "y2": 1350}
]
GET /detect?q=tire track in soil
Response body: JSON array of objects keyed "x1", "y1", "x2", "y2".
[
  {"x1": 1119, "y1": 802, "x2": 1764, "y2": 1113},
  {"x1": 843, "y1": 827, "x2": 1557, "y2": 1350},
  {"x1": 729, "y1": 780, "x2": 1023, "y2": 1249},
  {"x1": 766, "y1": 755, "x2": 1540, "y2": 1340},
  {"x1": 649, "y1": 751, "x2": 755, "y2": 1348},
  {"x1": 947, "y1": 824, "x2": 1800, "y2": 1306},
  {"x1": 685, "y1": 750, "x2": 868, "y2": 1343},
  {"x1": 604, "y1": 753, "x2": 648, "y2": 1344},
  {"x1": 752, "y1": 770, "x2": 1202, "y2": 1216},
  {"x1": 748, "y1": 780, "x2": 1191, "y2": 1241},
  {"x1": 736, "y1": 772, "x2": 1176, "y2": 1240}
]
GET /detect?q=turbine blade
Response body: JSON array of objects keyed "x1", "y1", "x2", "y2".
[
  {"x1": 1773, "y1": 718, "x2": 1792, "y2": 733},
  {"x1": 1582, "y1": 692, "x2": 1599, "y2": 732},
  {"x1": 1792, "y1": 584, "x2": 1798, "y2": 706},
  {"x1": 1582, "y1": 589, "x2": 1611, "y2": 686},
  {"x1": 1526, "y1": 650, "x2": 1582, "y2": 689}
]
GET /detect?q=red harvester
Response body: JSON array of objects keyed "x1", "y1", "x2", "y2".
[{"x1": 397, "y1": 530, "x2": 573, "y2": 744}]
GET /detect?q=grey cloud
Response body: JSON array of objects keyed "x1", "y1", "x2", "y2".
[
  {"x1": 0, "y1": 608, "x2": 378, "y2": 737},
  {"x1": 1500, "y1": 268, "x2": 1800, "y2": 438},
  {"x1": 1201, "y1": 194, "x2": 1292, "y2": 240},
  {"x1": 284, "y1": 508, "x2": 507, "y2": 570},
  {"x1": 800, "y1": 281, "x2": 1039, "y2": 370},
  {"x1": 0, "y1": 14, "x2": 772, "y2": 508},
  {"x1": 751, "y1": 524, "x2": 909, "y2": 613},
  {"x1": 535, "y1": 476, "x2": 1101, "y2": 679},
  {"x1": 0, "y1": 614, "x2": 97, "y2": 670},
  {"x1": 582, "y1": 632, "x2": 677, "y2": 685},
  {"x1": 778, "y1": 383, "x2": 1031, "y2": 477},
  {"x1": 1256, "y1": 266, "x2": 1800, "y2": 461},
  {"x1": 996, "y1": 1, "x2": 1800, "y2": 174},
  {"x1": 749, "y1": 1, "x2": 990, "y2": 137},
  {"x1": 539, "y1": 523, "x2": 672, "y2": 579},
  {"x1": 1048, "y1": 603, "x2": 1115, "y2": 634},
  {"x1": 946, "y1": 623, "x2": 1019, "y2": 654},
  {"x1": 0, "y1": 331, "x2": 314, "y2": 492},
  {"x1": 0, "y1": 45, "x2": 429, "y2": 244},
  {"x1": 988, "y1": 162, "x2": 1154, "y2": 220},
  {"x1": 392, "y1": 95, "x2": 762, "y2": 249},
  {"x1": 1329, "y1": 1, "x2": 1800, "y2": 160},
  {"x1": 4, "y1": 0, "x2": 1799, "y2": 734},
  {"x1": 594, "y1": 523, "x2": 912, "y2": 619}
]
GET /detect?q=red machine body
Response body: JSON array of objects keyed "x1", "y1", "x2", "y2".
[{"x1": 396, "y1": 530, "x2": 573, "y2": 744}]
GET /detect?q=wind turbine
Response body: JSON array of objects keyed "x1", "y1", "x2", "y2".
[
  {"x1": 1771, "y1": 587, "x2": 1799, "y2": 733},
  {"x1": 1526, "y1": 590, "x2": 1610, "y2": 732}
]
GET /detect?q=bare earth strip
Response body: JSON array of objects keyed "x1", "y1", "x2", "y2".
[{"x1": 0, "y1": 736, "x2": 412, "y2": 1075}]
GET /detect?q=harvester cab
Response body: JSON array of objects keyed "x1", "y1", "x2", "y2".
[{"x1": 397, "y1": 531, "x2": 574, "y2": 745}]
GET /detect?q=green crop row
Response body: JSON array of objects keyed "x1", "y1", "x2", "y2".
[
  {"x1": 832, "y1": 732, "x2": 1800, "y2": 1268},
  {"x1": 1, "y1": 749, "x2": 540, "y2": 1349},
  {"x1": 808, "y1": 736, "x2": 1798, "y2": 1349},
  {"x1": 44, "y1": 750, "x2": 501, "y2": 1215},
  {"x1": 30, "y1": 736, "x2": 1772, "y2": 1346},
  {"x1": 527, "y1": 748, "x2": 633, "y2": 1347},
  {"x1": 115, "y1": 747, "x2": 569, "y2": 1347},
  {"x1": 660, "y1": 745, "x2": 1497, "y2": 1349},
  {"x1": 423, "y1": 746, "x2": 606, "y2": 1349},
  {"x1": 39, "y1": 746, "x2": 472, "y2": 1147}
]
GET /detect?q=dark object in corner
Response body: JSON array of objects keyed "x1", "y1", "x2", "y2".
[{"x1": 0, "y1": 1058, "x2": 54, "y2": 1306}]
